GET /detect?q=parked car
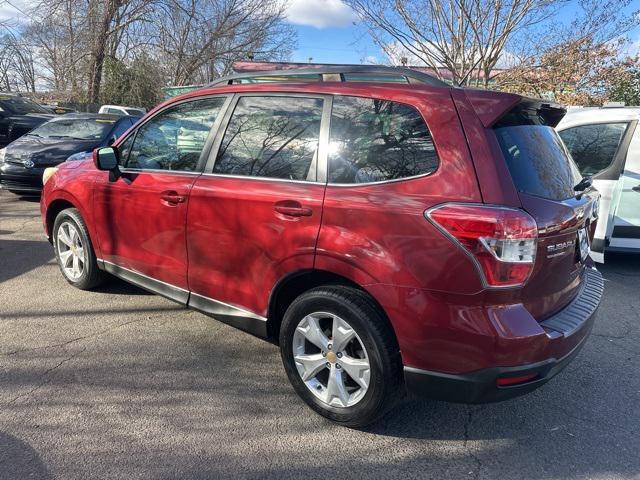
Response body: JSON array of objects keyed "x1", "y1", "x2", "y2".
[
  {"x1": 1, "y1": 113, "x2": 138, "y2": 194},
  {"x1": 43, "y1": 104, "x2": 77, "y2": 115},
  {"x1": 40, "y1": 74, "x2": 603, "y2": 426},
  {"x1": 557, "y1": 107, "x2": 640, "y2": 262},
  {"x1": 99, "y1": 104, "x2": 146, "y2": 116},
  {"x1": 0, "y1": 93, "x2": 53, "y2": 147}
]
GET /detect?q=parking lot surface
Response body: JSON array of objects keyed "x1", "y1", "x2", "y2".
[{"x1": 1, "y1": 190, "x2": 639, "y2": 480}]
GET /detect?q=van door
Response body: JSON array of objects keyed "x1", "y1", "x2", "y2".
[
  {"x1": 558, "y1": 120, "x2": 637, "y2": 262},
  {"x1": 608, "y1": 123, "x2": 640, "y2": 252}
]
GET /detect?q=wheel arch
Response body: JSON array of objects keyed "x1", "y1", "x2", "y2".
[
  {"x1": 267, "y1": 269, "x2": 397, "y2": 345},
  {"x1": 45, "y1": 198, "x2": 77, "y2": 243}
]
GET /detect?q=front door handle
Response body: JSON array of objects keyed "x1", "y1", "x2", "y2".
[
  {"x1": 274, "y1": 200, "x2": 313, "y2": 217},
  {"x1": 160, "y1": 190, "x2": 186, "y2": 205},
  {"x1": 632, "y1": 185, "x2": 640, "y2": 193}
]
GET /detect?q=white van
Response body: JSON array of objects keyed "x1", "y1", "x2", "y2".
[
  {"x1": 98, "y1": 105, "x2": 146, "y2": 116},
  {"x1": 557, "y1": 107, "x2": 640, "y2": 262}
]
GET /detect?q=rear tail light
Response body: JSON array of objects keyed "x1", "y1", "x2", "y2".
[
  {"x1": 427, "y1": 203, "x2": 538, "y2": 288},
  {"x1": 496, "y1": 373, "x2": 538, "y2": 386}
]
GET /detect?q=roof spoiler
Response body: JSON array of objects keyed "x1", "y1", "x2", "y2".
[{"x1": 463, "y1": 89, "x2": 566, "y2": 128}]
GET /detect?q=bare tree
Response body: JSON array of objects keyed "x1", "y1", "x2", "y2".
[
  {"x1": 0, "y1": 32, "x2": 37, "y2": 91},
  {"x1": 346, "y1": 0, "x2": 559, "y2": 86},
  {"x1": 150, "y1": 0, "x2": 295, "y2": 85}
]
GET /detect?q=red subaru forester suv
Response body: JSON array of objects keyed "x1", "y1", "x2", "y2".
[{"x1": 40, "y1": 77, "x2": 603, "y2": 426}]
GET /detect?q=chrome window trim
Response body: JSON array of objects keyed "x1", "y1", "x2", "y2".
[
  {"x1": 118, "y1": 168, "x2": 202, "y2": 176},
  {"x1": 199, "y1": 172, "x2": 319, "y2": 185},
  {"x1": 325, "y1": 170, "x2": 437, "y2": 187}
]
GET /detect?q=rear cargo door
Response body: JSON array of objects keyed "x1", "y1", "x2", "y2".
[{"x1": 492, "y1": 103, "x2": 598, "y2": 320}]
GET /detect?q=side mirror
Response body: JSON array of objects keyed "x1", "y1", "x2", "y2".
[{"x1": 94, "y1": 146, "x2": 119, "y2": 171}]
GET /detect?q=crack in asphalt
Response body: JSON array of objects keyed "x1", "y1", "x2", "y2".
[
  {"x1": 6, "y1": 347, "x2": 87, "y2": 405},
  {"x1": 1, "y1": 315, "x2": 163, "y2": 356}
]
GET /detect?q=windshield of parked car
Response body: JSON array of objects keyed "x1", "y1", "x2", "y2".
[
  {"x1": 0, "y1": 95, "x2": 51, "y2": 115},
  {"x1": 28, "y1": 118, "x2": 115, "y2": 140},
  {"x1": 125, "y1": 108, "x2": 145, "y2": 116}
]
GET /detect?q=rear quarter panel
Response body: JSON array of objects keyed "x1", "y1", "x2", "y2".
[{"x1": 316, "y1": 89, "x2": 484, "y2": 294}]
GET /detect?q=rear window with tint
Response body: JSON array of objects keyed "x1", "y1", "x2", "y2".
[
  {"x1": 328, "y1": 96, "x2": 438, "y2": 184},
  {"x1": 495, "y1": 126, "x2": 582, "y2": 201}
]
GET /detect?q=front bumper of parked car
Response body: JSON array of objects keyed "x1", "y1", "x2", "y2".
[{"x1": 0, "y1": 162, "x2": 45, "y2": 193}]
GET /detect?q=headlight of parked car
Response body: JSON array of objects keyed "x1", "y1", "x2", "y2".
[{"x1": 42, "y1": 167, "x2": 58, "y2": 185}]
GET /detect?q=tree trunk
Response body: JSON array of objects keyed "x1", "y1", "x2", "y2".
[{"x1": 87, "y1": 0, "x2": 121, "y2": 104}]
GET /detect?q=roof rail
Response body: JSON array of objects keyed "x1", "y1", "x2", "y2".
[{"x1": 205, "y1": 64, "x2": 448, "y2": 88}]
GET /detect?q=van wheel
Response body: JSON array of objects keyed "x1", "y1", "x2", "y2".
[
  {"x1": 52, "y1": 208, "x2": 106, "y2": 290},
  {"x1": 279, "y1": 286, "x2": 402, "y2": 427}
]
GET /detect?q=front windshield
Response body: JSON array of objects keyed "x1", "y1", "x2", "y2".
[
  {"x1": 0, "y1": 95, "x2": 51, "y2": 115},
  {"x1": 125, "y1": 108, "x2": 144, "y2": 116},
  {"x1": 29, "y1": 118, "x2": 115, "y2": 140}
]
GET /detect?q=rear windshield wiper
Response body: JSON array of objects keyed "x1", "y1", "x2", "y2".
[{"x1": 574, "y1": 176, "x2": 593, "y2": 192}]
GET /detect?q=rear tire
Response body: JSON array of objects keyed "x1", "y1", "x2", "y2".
[
  {"x1": 279, "y1": 286, "x2": 403, "y2": 427},
  {"x1": 52, "y1": 208, "x2": 106, "y2": 290}
]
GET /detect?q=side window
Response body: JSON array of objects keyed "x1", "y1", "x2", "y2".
[
  {"x1": 214, "y1": 96, "x2": 323, "y2": 181},
  {"x1": 328, "y1": 96, "x2": 438, "y2": 184},
  {"x1": 558, "y1": 123, "x2": 628, "y2": 176},
  {"x1": 123, "y1": 97, "x2": 226, "y2": 171},
  {"x1": 110, "y1": 119, "x2": 131, "y2": 143},
  {"x1": 118, "y1": 134, "x2": 134, "y2": 164}
]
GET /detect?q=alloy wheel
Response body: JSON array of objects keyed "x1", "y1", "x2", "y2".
[
  {"x1": 56, "y1": 221, "x2": 86, "y2": 281},
  {"x1": 292, "y1": 312, "x2": 371, "y2": 408}
]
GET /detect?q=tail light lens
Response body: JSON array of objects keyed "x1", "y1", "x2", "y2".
[{"x1": 427, "y1": 204, "x2": 538, "y2": 288}]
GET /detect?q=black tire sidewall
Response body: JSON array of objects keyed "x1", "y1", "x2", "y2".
[
  {"x1": 280, "y1": 288, "x2": 397, "y2": 427},
  {"x1": 52, "y1": 209, "x2": 99, "y2": 290}
]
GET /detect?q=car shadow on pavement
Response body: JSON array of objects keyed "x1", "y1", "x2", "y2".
[
  {"x1": 0, "y1": 431, "x2": 51, "y2": 480},
  {"x1": 0, "y1": 239, "x2": 54, "y2": 283},
  {"x1": 93, "y1": 276, "x2": 153, "y2": 296}
]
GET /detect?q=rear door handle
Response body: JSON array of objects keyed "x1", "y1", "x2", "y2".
[
  {"x1": 274, "y1": 200, "x2": 313, "y2": 217},
  {"x1": 632, "y1": 185, "x2": 640, "y2": 193},
  {"x1": 161, "y1": 190, "x2": 186, "y2": 205}
]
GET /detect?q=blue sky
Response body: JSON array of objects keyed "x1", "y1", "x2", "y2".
[
  {"x1": 2, "y1": 0, "x2": 639, "y2": 65},
  {"x1": 286, "y1": 0, "x2": 640, "y2": 65}
]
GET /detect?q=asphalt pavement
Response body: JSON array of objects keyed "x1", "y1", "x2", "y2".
[{"x1": 1, "y1": 189, "x2": 639, "y2": 480}]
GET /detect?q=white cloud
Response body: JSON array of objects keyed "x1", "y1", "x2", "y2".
[{"x1": 285, "y1": 0, "x2": 358, "y2": 29}]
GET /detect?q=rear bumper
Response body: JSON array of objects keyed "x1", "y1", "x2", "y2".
[{"x1": 403, "y1": 267, "x2": 603, "y2": 403}]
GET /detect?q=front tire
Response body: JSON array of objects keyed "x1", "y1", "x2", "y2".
[
  {"x1": 52, "y1": 208, "x2": 106, "y2": 290},
  {"x1": 279, "y1": 286, "x2": 402, "y2": 427}
]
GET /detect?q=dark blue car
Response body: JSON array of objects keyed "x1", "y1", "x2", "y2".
[{"x1": 0, "y1": 113, "x2": 139, "y2": 194}]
